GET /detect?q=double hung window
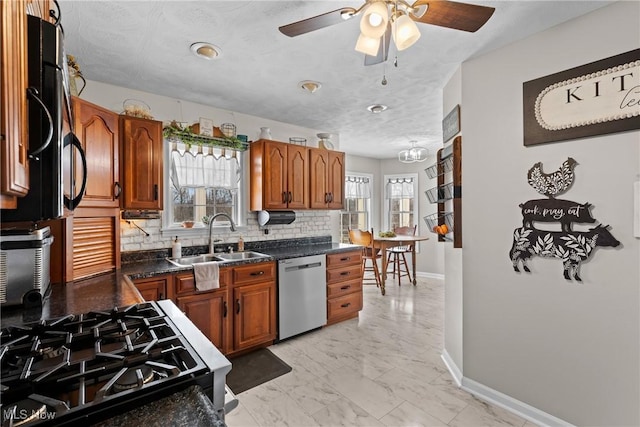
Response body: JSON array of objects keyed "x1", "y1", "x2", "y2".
[
  {"x1": 340, "y1": 174, "x2": 372, "y2": 243},
  {"x1": 384, "y1": 174, "x2": 418, "y2": 230}
]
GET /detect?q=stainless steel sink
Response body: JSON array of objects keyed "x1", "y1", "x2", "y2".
[
  {"x1": 166, "y1": 251, "x2": 270, "y2": 267},
  {"x1": 215, "y1": 251, "x2": 270, "y2": 261},
  {"x1": 166, "y1": 254, "x2": 225, "y2": 267}
]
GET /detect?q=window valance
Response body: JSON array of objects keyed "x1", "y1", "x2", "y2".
[
  {"x1": 385, "y1": 177, "x2": 414, "y2": 199},
  {"x1": 170, "y1": 142, "x2": 240, "y2": 190},
  {"x1": 345, "y1": 176, "x2": 371, "y2": 199}
]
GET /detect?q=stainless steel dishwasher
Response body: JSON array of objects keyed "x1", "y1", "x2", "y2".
[{"x1": 278, "y1": 254, "x2": 327, "y2": 340}]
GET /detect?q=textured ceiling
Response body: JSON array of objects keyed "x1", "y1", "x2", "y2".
[{"x1": 61, "y1": 0, "x2": 611, "y2": 159}]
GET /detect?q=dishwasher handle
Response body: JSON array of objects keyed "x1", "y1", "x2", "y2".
[{"x1": 283, "y1": 262, "x2": 322, "y2": 273}]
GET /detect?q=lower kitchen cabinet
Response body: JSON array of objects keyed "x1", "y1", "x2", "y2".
[
  {"x1": 326, "y1": 250, "x2": 364, "y2": 325},
  {"x1": 133, "y1": 274, "x2": 171, "y2": 301},
  {"x1": 171, "y1": 261, "x2": 276, "y2": 356},
  {"x1": 177, "y1": 290, "x2": 231, "y2": 355},
  {"x1": 233, "y1": 281, "x2": 277, "y2": 352}
]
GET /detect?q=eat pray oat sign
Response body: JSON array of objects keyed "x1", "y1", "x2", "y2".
[{"x1": 523, "y1": 49, "x2": 640, "y2": 146}]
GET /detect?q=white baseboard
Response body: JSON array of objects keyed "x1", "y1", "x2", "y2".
[
  {"x1": 440, "y1": 349, "x2": 573, "y2": 427},
  {"x1": 460, "y1": 378, "x2": 575, "y2": 427},
  {"x1": 441, "y1": 349, "x2": 462, "y2": 387},
  {"x1": 416, "y1": 271, "x2": 444, "y2": 280}
]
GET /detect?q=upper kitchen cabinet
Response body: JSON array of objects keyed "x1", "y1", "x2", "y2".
[
  {"x1": 250, "y1": 139, "x2": 309, "y2": 211},
  {"x1": 1, "y1": 0, "x2": 30, "y2": 208},
  {"x1": 119, "y1": 116, "x2": 163, "y2": 210},
  {"x1": 309, "y1": 148, "x2": 344, "y2": 210},
  {"x1": 73, "y1": 97, "x2": 120, "y2": 209}
]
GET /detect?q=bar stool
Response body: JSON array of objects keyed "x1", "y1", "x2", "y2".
[
  {"x1": 386, "y1": 225, "x2": 416, "y2": 286},
  {"x1": 348, "y1": 228, "x2": 381, "y2": 287}
]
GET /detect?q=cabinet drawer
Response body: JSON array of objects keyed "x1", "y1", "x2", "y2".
[
  {"x1": 326, "y1": 263, "x2": 362, "y2": 285},
  {"x1": 174, "y1": 268, "x2": 231, "y2": 295},
  {"x1": 326, "y1": 250, "x2": 362, "y2": 269},
  {"x1": 233, "y1": 261, "x2": 275, "y2": 285},
  {"x1": 327, "y1": 292, "x2": 363, "y2": 321},
  {"x1": 327, "y1": 278, "x2": 362, "y2": 299}
]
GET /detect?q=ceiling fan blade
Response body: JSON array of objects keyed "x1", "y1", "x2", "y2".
[
  {"x1": 279, "y1": 7, "x2": 357, "y2": 37},
  {"x1": 364, "y1": 26, "x2": 391, "y2": 66},
  {"x1": 411, "y1": 0, "x2": 495, "y2": 33}
]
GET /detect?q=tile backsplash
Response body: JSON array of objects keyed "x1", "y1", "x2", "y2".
[{"x1": 120, "y1": 210, "x2": 335, "y2": 252}]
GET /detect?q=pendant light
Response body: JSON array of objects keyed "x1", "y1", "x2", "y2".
[{"x1": 398, "y1": 141, "x2": 429, "y2": 163}]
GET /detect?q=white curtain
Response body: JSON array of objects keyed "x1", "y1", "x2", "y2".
[
  {"x1": 171, "y1": 142, "x2": 240, "y2": 189},
  {"x1": 385, "y1": 177, "x2": 414, "y2": 199},
  {"x1": 345, "y1": 176, "x2": 371, "y2": 199}
]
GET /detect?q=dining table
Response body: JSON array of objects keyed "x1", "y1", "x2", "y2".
[{"x1": 373, "y1": 234, "x2": 431, "y2": 295}]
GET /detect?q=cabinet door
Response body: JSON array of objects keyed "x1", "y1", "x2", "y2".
[
  {"x1": 309, "y1": 149, "x2": 329, "y2": 209},
  {"x1": 134, "y1": 275, "x2": 169, "y2": 301},
  {"x1": 73, "y1": 97, "x2": 120, "y2": 208},
  {"x1": 71, "y1": 215, "x2": 119, "y2": 280},
  {"x1": 327, "y1": 151, "x2": 344, "y2": 209},
  {"x1": 0, "y1": 0, "x2": 29, "y2": 207},
  {"x1": 177, "y1": 290, "x2": 230, "y2": 354},
  {"x1": 120, "y1": 116, "x2": 163, "y2": 210},
  {"x1": 233, "y1": 281, "x2": 276, "y2": 351},
  {"x1": 262, "y1": 141, "x2": 288, "y2": 210},
  {"x1": 286, "y1": 145, "x2": 309, "y2": 209}
]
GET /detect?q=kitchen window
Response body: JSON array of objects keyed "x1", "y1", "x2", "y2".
[
  {"x1": 384, "y1": 174, "x2": 418, "y2": 230},
  {"x1": 164, "y1": 142, "x2": 244, "y2": 229},
  {"x1": 340, "y1": 174, "x2": 372, "y2": 243}
]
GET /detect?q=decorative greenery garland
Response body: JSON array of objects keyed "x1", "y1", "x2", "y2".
[{"x1": 163, "y1": 122, "x2": 248, "y2": 151}]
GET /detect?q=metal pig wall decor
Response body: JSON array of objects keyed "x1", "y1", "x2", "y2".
[{"x1": 509, "y1": 158, "x2": 620, "y2": 281}]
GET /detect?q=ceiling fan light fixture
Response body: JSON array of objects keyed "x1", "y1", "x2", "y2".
[
  {"x1": 355, "y1": 33, "x2": 381, "y2": 56},
  {"x1": 392, "y1": 14, "x2": 421, "y2": 51},
  {"x1": 190, "y1": 42, "x2": 222, "y2": 60},
  {"x1": 299, "y1": 80, "x2": 322, "y2": 94},
  {"x1": 360, "y1": 1, "x2": 389, "y2": 38}
]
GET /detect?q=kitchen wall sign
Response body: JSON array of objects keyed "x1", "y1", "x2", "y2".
[
  {"x1": 442, "y1": 104, "x2": 460, "y2": 143},
  {"x1": 523, "y1": 49, "x2": 640, "y2": 146},
  {"x1": 509, "y1": 158, "x2": 620, "y2": 281}
]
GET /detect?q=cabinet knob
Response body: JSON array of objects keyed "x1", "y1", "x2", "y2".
[
  {"x1": 114, "y1": 182, "x2": 122, "y2": 198},
  {"x1": 340, "y1": 302, "x2": 351, "y2": 308},
  {"x1": 250, "y1": 271, "x2": 265, "y2": 276},
  {"x1": 340, "y1": 285, "x2": 351, "y2": 290}
]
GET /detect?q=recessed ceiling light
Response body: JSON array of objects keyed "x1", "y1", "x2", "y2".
[
  {"x1": 367, "y1": 104, "x2": 388, "y2": 113},
  {"x1": 299, "y1": 80, "x2": 322, "y2": 94},
  {"x1": 190, "y1": 42, "x2": 222, "y2": 60}
]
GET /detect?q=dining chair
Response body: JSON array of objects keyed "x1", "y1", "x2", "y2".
[
  {"x1": 386, "y1": 225, "x2": 417, "y2": 286},
  {"x1": 348, "y1": 228, "x2": 381, "y2": 287}
]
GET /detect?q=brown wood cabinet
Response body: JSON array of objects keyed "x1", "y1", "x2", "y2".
[
  {"x1": 250, "y1": 139, "x2": 309, "y2": 210},
  {"x1": 309, "y1": 148, "x2": 345, "y2": 210},
  {"x1": 133, "y1": 275, "x2": 171, "y2": 301},
  {"x1": 73, "y1": 97, "x2": 120, "y2": 208},
  {"x1": 70, "y1": 215, "x2": 120, "y2": 280},
  {"x1": 326, "y1": 250, "x2": 363, "y2": 325},
  {"x1": 1, "y1": 0, "x2": 30, "y2": 208},
  {"x1": 172, "y1": 262, "x2": 275, "y2": 356},
  {"x1": 119, "y1": 116, "x2": 163, "y2": 210}
]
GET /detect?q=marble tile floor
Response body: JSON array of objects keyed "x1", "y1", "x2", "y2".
[{"x1": 226, "y1": 277, "x2": 536, "y2": 427}]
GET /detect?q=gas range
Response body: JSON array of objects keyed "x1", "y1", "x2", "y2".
[{"x1": 0, "y1": 300, "x2": 232, "y2": 426}]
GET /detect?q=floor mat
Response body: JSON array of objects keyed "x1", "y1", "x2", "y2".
[{"x1": 226, "y1": 348, "x2": 292, "y2": 394}]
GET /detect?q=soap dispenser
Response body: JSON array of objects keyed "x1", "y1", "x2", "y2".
[
  {"x1": 172, "y1": 236, "x2": 182, "y2": 258},
  {"x1": 238, "y1": 236, "x2": 244, "y2": 252}
]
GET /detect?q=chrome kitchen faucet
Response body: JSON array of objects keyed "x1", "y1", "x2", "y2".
[{"x1": 208, "y1": 213, "x2": 237, "y2": 254}]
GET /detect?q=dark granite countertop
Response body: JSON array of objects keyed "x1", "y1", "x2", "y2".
[
  {"x1": 94, "y1": 385, "x2": 225, "y2": 427},
  {"x1": 258, "y1": 242, "x2": 361, "y2": 260}
]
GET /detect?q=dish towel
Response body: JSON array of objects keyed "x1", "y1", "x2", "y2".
[{"x1": 193, "y1": 261, "x2": 220, "y2": 291}]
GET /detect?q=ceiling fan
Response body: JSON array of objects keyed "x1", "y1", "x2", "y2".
[{"x1": 279, "y1": 0, "x2": 495, "y2": 65}]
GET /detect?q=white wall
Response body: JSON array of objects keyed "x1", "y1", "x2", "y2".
[
  {"x1": 460, "y1": 2, "x2": 639, "y2": 425},
  {"x1": 442, "y1": 66, "x2": 463, "y2": 373}
]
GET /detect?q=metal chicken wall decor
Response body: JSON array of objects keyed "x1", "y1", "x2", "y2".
[{"x1": 509, "y1": 158, "x2": 620, "y2": 281}]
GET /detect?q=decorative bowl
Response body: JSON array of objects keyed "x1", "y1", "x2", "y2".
[{"x1": 182, "y1": 221, "x2": 195, "y2": 228}]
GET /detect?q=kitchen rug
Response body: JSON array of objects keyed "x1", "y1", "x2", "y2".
[{"x1": 226, "y1": 348, "x2": 292, "y2": 394}]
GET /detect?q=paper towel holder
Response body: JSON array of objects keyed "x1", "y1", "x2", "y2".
[{"x1": 257, "y1": 210, "x2": 296, "y2": 226}]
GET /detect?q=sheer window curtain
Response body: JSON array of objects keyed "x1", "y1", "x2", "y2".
[
  {"x1": 345, "y1": 176, "x2": 372, "y2": 199},
  {"x1": 385, "y1": 177, "x2": 414, "y2": 199},
  {"x1": 170, "y1": 142, "x2": 240, "y2": 190}
]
